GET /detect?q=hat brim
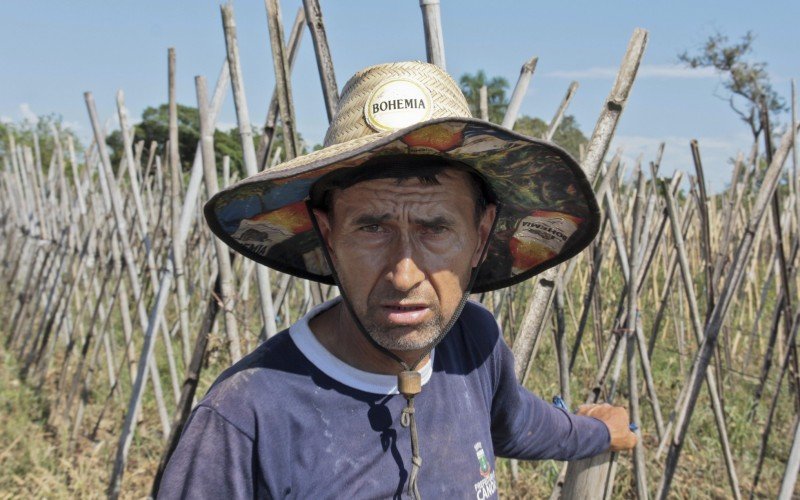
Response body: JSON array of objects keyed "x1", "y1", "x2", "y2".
[{"x1": 204, "y1": 117, "x2": 600, "y2": 293}]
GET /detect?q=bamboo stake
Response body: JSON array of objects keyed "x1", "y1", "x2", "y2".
[
  {"x1": 656, "y1": 123, "x2": 800, "y2": 499},
  {"x1": 168, "y1": 48, "x2": 192, "y2": 367},
  {"x1": 419, "y1": 0, "x2": 446, "y2": 69},
  {"x1": 661, "y1": 181, "x2": 742, "y2": 499},
  {"x1": 197, "y1": 75, "x2": 242, "y2": 361},
  {"x1": 479, "y1": 85, "x2": 489, "y2": 121},
  {"x1": 256, "y1": 7, "x2": 305, "y2": 171},
  {"x1": 512, "y1": 28, "x2": 648, "y2": 382},
  {"x1": 502, "y1": 57, "x2": 538, "y2": 129},
  {"x1": 546, "y1": 82, "x2": 579, "y2": 141},
  {"x1": 627, "y1": 170, "x2": 648, "y2": 499},
  {"x1": 223, "y1": 2, "x2": 279, "y2": 340},
  {"x1": 260, "y1": 0, "x2": 300, "y2": 159},
  {"x1": 302, "y1": 0, "x2": 338, "y2": 122}
]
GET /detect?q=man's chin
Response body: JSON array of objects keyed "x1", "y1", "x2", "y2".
[{"x1": 368, "y1": 325, "x2": 440, "y2": 353}]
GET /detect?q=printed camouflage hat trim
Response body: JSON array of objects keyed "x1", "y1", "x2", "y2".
[{"x1": 204, "y1": 61, "x2": 600, "y2": 293}]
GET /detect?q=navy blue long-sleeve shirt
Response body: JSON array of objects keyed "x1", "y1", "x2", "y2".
[{"x1": 159, "y1": 299, "x2": 609, "y2": 499}]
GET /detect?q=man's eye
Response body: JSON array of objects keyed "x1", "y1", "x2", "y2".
[
  {"x1": 360, "y1": 224, "x2": 383, "y2": 233},
  {"x1": 423, "y1": 225, "x2": 448, "y2": 235}
]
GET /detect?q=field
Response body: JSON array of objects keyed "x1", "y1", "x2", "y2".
[{"x1": 2, "y1": 2, "x2": 800, "y2": 499}]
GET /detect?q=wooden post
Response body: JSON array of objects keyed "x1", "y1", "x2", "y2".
[
  {"x1": 168, "y1": 47, "x2": 193, "y2": 367},
  {"x1": 261, "y1": 0, "x2": 300, "y2": 159},
  {"x1": 222, "y1": 2, "x2": 279, "y2": 340},
  {"x1": 256, "y1": 7, "x2": 305, "y2": 170},
  {"x1": 302, "y1": 0, "x2": 338, "y2": 122},
  {"x1": 196, "y1": 75, "x2": 242, "y2": 362},
  {"x1": 656, "y1": 123, "x2": 800, "y2": 500},
  {"x1": 502, "y1": 57, "x2": 537, "y2": 129},
  {"x1": 419, "y1": 0, "x2": 446, "y2": 69},
  {"x1": 546, "y1": 82, "x2": 579, "y2": 141},
  {"x1": 479, "y1": 85, "x2": 489, "y2": 121}
]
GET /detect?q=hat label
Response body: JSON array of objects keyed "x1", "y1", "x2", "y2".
[
  {"x1": 509, "y1": 211, "x2": 581, "y2": 274},
  {"x1": 364, "y1": 79, "x2": 433, "y2": 132}
]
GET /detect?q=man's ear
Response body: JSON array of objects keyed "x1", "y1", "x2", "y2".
[
  {"x1": 471, "y1": 204, "x2": 497, "y2": 268},
  {"x1": 312, "y1": 209, "x2": 335, "y2": 259}
]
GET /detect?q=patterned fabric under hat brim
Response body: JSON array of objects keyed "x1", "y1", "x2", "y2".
[{"x1": 204, "y1": 116, "x2": 600, "y2": 293}]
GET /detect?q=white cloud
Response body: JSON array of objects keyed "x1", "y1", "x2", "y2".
[
  {"x1": 0, "y1": 115, "x2": 12, "y2": 124},
  {"x1": 19, "y1": 102, "x2": 38, "y2": 123},
  {"x1": 546, "y1": 64, "x2": 717, "y2": 80}
]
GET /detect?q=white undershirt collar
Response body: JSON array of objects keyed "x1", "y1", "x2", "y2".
[{"x1": 289, "y1": 297, "x2": 435, "y2": 395}]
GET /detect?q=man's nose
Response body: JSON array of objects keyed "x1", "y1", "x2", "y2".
[
  {"x1": 387, "y1": 256, "x2": 425, "y2": 291},
  {"x1": 386, "y1": 237, "x2": 425, "y2": 291}
]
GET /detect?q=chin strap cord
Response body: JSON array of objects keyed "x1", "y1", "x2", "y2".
[
  {"x1": 398, "y1": 370, "x2": 422, "y2": 499},
  {"x1": 306, "y1": 200, "x2": 502, "y2": 500}
]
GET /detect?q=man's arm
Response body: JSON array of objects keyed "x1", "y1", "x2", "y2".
[
  {"x1": 489, "y1": 335, "x2": 634, "y2": 460},
  {"x1": 157, "y1": 406, "x2": 258, "y2": 499}
]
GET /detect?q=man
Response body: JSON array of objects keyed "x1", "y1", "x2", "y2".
[{"x1": 160, "y1": 61, "x2": 636, "y2": 499}]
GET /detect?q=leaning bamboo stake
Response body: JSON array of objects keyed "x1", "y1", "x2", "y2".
[
  {"x1": 419, "y1": 0, "x2": 446, "y2": 69},
  {"x1": 512, "y1": 28, "x2": 648, "y2": 381},
  {"x1": 656, "y1": 123, "x2": 800, "y2": 499},
  {"x1": 627, "y1": 170, "x2": 648, "y2": 499},
  {"x1": 303, "y1": 0, "x2": 338, "y2": 122},
  {"x1": 168, "y1": 48, "x2": 192, "y2": 366},
  {"x1": 662, "y1": 181, "x2": 741, "y2": 499},
  {"x1": 223, "y1": 2, "x2": 279, "y2": 339},
  {"x1": 256, "y1": 7, "x2": 305, "y2": 170},
  {"x1": 197, "y1": 75, "x2": 242, "y2": 361},
  {"x1": 502, "y1": 56, "x2": 538, "y2": 129},
  {"x1": 545, "y1": 81, "x2": 579, "y2": 141},
  {"x1": 260, "y1": 0, "x2": 300, "y2": 159}
]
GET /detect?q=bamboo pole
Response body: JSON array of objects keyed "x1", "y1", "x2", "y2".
[
  {"x1": 223, "y1": 2, "x2": 279, "y2": 340},
  {"x1": 168, "y1": 48, "x2": 192, "y2": 367},
  {"x1": 419, "y1": 0, "x2": 446, "y2": 69},
  {"x1": 197, "y1": 75, "x2": 242, "y2": 361},
  {"x1": 256, "y1": 7, "x2": 305, "y2": 170},
  {"x1": 546, "y1": 81, "x2": 579, "y2": 141},
  {"x1": 512, "y1": 28, "x2": 648, "y2": 382},
  {"x1": 656, "y1": 123, "x2": 800, "y2": 499},
  {"x1": 260, "y1": 0, "x2": 300, "y2": 160},
  {"x1": 502, "y1": 57, "x2": 538, "y2": 129},
  {"x1": 661, "y1": 181, "x2": 742, "y2": 499},
  {"x1": 302, "y1": 0, "x2": 338, "y2": 122},
  {"x1": 479, "y1": 85, "x2": 489, "y2": 121}
]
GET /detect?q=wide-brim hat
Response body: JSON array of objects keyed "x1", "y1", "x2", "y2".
[{"x1": 204, "y1": 61, "x2": 600, "y2": 293}]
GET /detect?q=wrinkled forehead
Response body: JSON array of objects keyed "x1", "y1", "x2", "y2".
[
  {"x1": 331, "y1": 171, "x2": 477, "y2": 216},
  {"x1": 308, "y1": 154, "x2": 494, "y2": 212}
]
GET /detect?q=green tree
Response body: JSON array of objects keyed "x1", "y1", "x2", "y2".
[
  {"x1": 459, "y1": 70, "x2": 509, "y2": 123},
  {"x1": 513, "y1": 114, "x2": 588, "y2": 159},
  {"x1": 107, "y1": 104, "x2": 308, "y2": 176},
  {"x1": 106, "y1": 103, "x2": 245, "y2": 176},
  {"x1": 1, "y1": 115, "x2": 83, "y2": 176},
  {"x1": 678, "y1": 31, "x2": 786, "y2": 143}
]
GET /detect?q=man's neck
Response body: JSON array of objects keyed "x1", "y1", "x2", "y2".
[{"x1": 308, "y1": 301, "x2": 429, "y2": 376}]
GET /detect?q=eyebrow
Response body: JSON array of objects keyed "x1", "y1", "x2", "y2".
[
  {"x1": 351, "y1": 213, "x2": 455, "y2": 227},
  {"x1": 352, "y1": 213, "x2": 392, "y2": 225},
  {"x1": 413, "y1": 215, "x2": 454, "y2": 227}
]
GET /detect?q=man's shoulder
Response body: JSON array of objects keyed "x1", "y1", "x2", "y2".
[
  {"x1": 197, "y1": 329, "x2": 311, "y2": 418},
  {"x1": 457, "y1": 300, "x2": 503, "y2": 346}
]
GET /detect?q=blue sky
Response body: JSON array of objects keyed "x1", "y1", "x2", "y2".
[{"x1": 2, "y1": 1, "x2": 798, "y2": 191}]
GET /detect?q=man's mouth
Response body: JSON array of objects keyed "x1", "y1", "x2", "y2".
[{"x1": 381, "y1": 303, "x2": 431, "y2": 325}]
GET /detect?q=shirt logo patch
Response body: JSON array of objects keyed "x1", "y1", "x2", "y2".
[
  {"x1": 473, "y1": 442, "x2": 497, "y2": 499},
  {"x1": 363, "y1": 79, "x2": 433, "y2": 132}
]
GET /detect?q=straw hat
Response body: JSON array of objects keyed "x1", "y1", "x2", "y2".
[{"x1": 204, "y1": 61, "x2": 600, "y2": 292}]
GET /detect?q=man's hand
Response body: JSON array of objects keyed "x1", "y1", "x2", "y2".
[{"x1": 577, "y1": 403, "x2": 637, "y2": 452}]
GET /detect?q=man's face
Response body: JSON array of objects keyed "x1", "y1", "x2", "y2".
[{"x1": 314, "y1": 169, "x2": 496, "y2": 352}]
